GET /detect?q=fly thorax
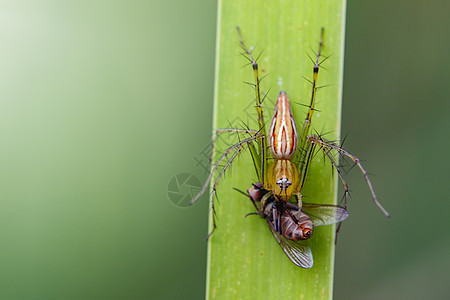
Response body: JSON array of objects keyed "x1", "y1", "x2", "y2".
[
  {"x1": 263, "y1": 202, "x2": 275, "y2": 218},
  {"x1": 247, "y1": 182, "x2": 266, "y2": 203}
]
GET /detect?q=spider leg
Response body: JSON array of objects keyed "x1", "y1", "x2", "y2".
[
  {"x1": 298, "y1": 28, "x2": 324, "y2": 152},
  {"x1": 237, "y1": 27, "x2": 268, "y2": 185},
  {"x1": 192, "y1": 127, "x2": 262, "y2": 198},
  {"x1": 306, "y1": 134, "x2": 390, "y2": 218},
  {"x1": 298, "y1": 140, "x2": 316, "y2": 192},
  {"x1": 203, "y1": 128, "x2": 261, "y2": 177},
  {"x1": 296, "y1": 134, "x2": 352, "y2": 242},
  {"x1": 192, "y1": 132, "x2": 266, "y2": 237},
  {"x1": 190, "y1": 133, "x2": 264, "y2": 205},
  {"x1": 206, "y1": 192, "x2": 218, "y2": 240},
  {"x1": 293, "y1": 28, "x2": 325, "y2": 167},
  {"x1": 196, "y1": 26, "x2": 275, "y2": 238},
  {"x1": 214, "y1": 128, "x2": 265, "y2": 183},
  {"x1": 216, "y1": 128, "x2": 260, "y2": 136},
  {"x1": 295, "y1": 191, "x2": 303, "y2": 210}
]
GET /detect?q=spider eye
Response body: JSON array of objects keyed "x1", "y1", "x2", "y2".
[{"x1": 276, "y1": 177, "x2": 292, "y2": 190}]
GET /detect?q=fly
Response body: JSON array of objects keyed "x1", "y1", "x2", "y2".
[{"x1": 243, "y1": 182, "x2": 348, "y2": 268}]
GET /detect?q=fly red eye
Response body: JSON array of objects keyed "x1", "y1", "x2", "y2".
[{"x1": 303, "y1": 228, "x2": 312, "y2": 238}]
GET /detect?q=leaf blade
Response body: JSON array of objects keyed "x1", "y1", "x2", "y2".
[{"x1": 207, "y1": 1, "x2": 346, "y2": 299}]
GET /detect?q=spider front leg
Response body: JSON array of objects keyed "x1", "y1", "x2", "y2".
[
  {"x1": 191, "y1": 28, "x2": 271, "y2": 239},
  {"x1": 237, "y1": 26, "x2": 268, "y2": 186},
  {"x1": 190, "y1": 131, "x2": 265, "y2": 238},
  {"x1": 190, "y1": 128, "x2": 262, "y2": 206}
]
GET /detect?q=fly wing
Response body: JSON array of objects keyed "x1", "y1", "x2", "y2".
[
  {"x1": 302, "y1": 204, "x2": 349, "y2": 226},
  {"x1": 267, "y1": 219, "x2": 313, "y2": 268}
]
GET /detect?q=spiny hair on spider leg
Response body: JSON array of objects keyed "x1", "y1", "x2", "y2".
[
  {"x1": 213, "y1": 136, "x2": 236, "y2": 150},
  {"x1": 301, "y1": 79, "x2": 332, "y2": 97},
  {"x1": 313, "y1": 128, "x2": 336, "y2": 139},
  {"x1": 306, "y1": 50, "x2": 316, "y2": 65},
  {"x1": 224, "y1": 118, "x2": 235, "y2": 129},
  {"x1": 260, "y1": 88, "x2": 271, "y2": 105},
  {"x1": 366, "y1": 171, "x2": 376, "y2": 178},
  {"x1": 346, "y1": 161, "x2": 360, "y2": 173},
  {"x1": 243, "y1": 79, "x2": 270, "y2": 101},
  {"x1": 243, "y1": 81, "x2": 256, "y2": 88},
  {"x1": 236, "y1": 120, "x2": 255, "y2": 134},
  {"x1": 211, "y1": 188, "x2": 219, "y2": 206},
  {"x1": 238, "y1": 47, "x2": 264, "y2": 68},
  {"x1": 311, "y1": 145, "x2": 325, "y2": 160},
  {"x1": 238, "y1": 51, "x2": 254, "y2": 65},
  {"x1": 213, "y1": 134, "x2": 263, "y2": 186},
  {"x1": 214, "y1": 135, "x2": 243, "y2": 150},
  {"x1": 238, "y1": 42, "x2": 264, "y2": 62},
  {"x1": 293, "y1": 101, "x2": 321, "y2": 112},
  {"x1": 311, "y1": 139, "x2": 348, "y2": 175},
  {"x1": 210, "y1": 146, "x2": 253, "y2": 206},
  {"x1": 254, "y1": 48, "x2": 264, "y2": 62},
  {"x1": 316, "y1": 83, "x2": 333, "y2": 91},
  {"x1": 258, "y1": 72, "x2": 270, "y2": 84},
  {"x1": 305, "y1": 49, "x2": 331, "y2": 68},
  {"x1": 318, "y1": 53, "x2": 332, "y2": 67},
  {"x1": 313, "y1": 135, "x2": 347, "y2": 160},
  {"x1": 338, "y1": 189, "x2": 352, "y2": 206},
  {"x1": 305, "y1": 47, "x2": 332, "y2": 67},
  {"x1": 220, "y1": 146, "x2": 244, "y2": 179},
  {"x1": 296, "y1": 143, "x2": 311, "y2": 156},
  {"x1": 339, "y1": 132, "x2": 348, "y2": 146},
  {"x1": 301, "y1": 75, "x2": 314, "y2": 86},
  {"x1": 311, "y1": 128, "x2": 336, "y2": 142}
]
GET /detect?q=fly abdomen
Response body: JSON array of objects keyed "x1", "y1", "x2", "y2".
[{"x1": 281, "y1": 210, "x2": 313, "y2": 241}]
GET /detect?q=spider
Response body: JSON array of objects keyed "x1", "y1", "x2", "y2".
[{"x1": 189, "y1": 27, "x2": 390, "y2": 243}]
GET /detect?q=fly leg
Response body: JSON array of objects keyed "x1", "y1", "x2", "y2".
[{"x1": 282, "y1": 201, "x2": 300, "y2": 225}]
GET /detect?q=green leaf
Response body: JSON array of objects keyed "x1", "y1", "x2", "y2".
[{"x1": 207, "y1": 1, "x2": 346, "y2": 299}]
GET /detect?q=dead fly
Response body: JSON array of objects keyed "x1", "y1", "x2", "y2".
[
  {"x1": 240, "y1": 182, "x2": 348, "y2": 268},
  {"x1": 189, "y1": 27, "x2": 390, "y2": 258}
]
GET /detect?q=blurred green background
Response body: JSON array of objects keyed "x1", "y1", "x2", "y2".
[{"x1": 0, "y1": 0, "x2": 448, "y2": 299}]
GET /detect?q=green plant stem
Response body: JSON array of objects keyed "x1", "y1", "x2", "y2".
[{"x1": 207, "y1": 0, "x2": 346, "y2": 299}]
